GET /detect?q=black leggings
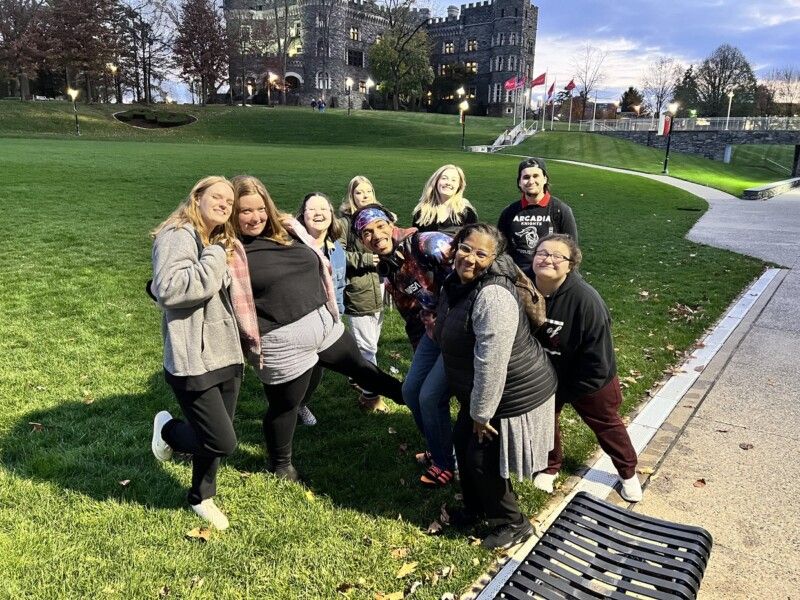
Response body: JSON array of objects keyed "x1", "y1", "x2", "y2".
[
  {"x1": 262, "y1": 329, "x2": 402, "y2": 469},
  {"x1": 163, "y1": 375, "x2": 241, "y2": 505}
]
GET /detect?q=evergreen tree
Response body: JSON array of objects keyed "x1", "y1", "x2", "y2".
[
  {"x1": 619, "y1": 86, "x2": 644, "y2": 113},
  {"x1": 672, "y1": 65, "x2": 699, "y2": 117}
]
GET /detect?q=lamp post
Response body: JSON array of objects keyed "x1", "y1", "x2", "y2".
[
  {"x1": 246, "y1": 83, "x2": 253, "y2": 105},
  {"x1": 268, "y1": 72, "x2": 277, "y2": 105},
  {"x1": 725, "y1": 90, "x2": 734, "y2": 130},
  {"x1": 107, "y1": 63, "x2": 120, "y2": 104},
  {"x1": 612, "y1": 100, "x2": 620, "y2": 120},
  {"x1": 365, "y1": 77, "x2": 374, "y2": 109},
  {"x1": 459, "y1": 99, "x2": 469, "y2": 150},
  {"x1": 456, "y1": 85, "x2": 465, "y2": 99},
  {"x1": 67, "y1": 88, "x2": 80, "y2": 136},
  {"x1": 662, "y1": 101, "x2": 679, "y2": 174},
  {"x1": 345, "y1": 77, "x2": 353, "y2": 116}
]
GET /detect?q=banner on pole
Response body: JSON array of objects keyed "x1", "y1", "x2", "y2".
[{"x1": 530, "y1": 72, "x2": 546, "y2": 87}]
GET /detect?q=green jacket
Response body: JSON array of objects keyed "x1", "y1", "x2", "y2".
[{"x1": 339, "y1": 214, "x2": 383, "y2": 315}]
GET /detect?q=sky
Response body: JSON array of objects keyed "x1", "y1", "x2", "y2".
[{"x1": 431, "y1": 0, "x2": 800, "y2": 103}]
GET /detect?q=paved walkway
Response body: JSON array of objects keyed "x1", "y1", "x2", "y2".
[{"x1": 555, "y1": 163, "x2": 800, "y2": 598}]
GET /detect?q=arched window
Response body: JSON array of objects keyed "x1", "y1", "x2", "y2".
[
  {"x1": 316, "y1": 71, "x2": 330, "y2": 90},
  {"x1": 316, "y1": 39, "x2": 326, "y2": 57}
]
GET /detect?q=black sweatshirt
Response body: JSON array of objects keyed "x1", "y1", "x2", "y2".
[
  {"x1": 412, "y1": 205, "x2": 478, "y2": 236},
  {"x1": 242, "y1": 236, "x2": 326, "y2": 333},
  {"x1": 535, "y1": 271, "x2": 616, "y2": 401},
  {"x1": 497, "y1": 194, "x2": 578, "y2": 272}
]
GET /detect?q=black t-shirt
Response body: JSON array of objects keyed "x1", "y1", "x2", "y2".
[
  {"x1": 242, "y1": 236, "x2": 327, "y2": 332},
  {"x1": 412, "y1": 206, "x2": 478, "y2": 236}
]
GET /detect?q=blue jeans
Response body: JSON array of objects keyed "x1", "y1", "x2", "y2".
[{"x1": 401, "y1": 335, "x2": 455, "y2": 471}]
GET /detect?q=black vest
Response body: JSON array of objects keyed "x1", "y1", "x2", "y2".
[{"x1": 435, "y1": 266, "x2": 557, "y2": 418}]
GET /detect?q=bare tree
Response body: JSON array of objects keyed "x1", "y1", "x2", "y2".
[
  {"x1": 695, "y1": 44, "x2": 756, "y2": 116},
  {"x1": 642, "y1": 56, "x2": 681, "y2": 115},
  {"x1": 571, "y1": 44, "x2": 606, "y2": 119},
  {"x1": 772, "y1": 66, "x2": 800, "y2": 117},
  {"x1": 0, "y1": 0, "x2": 47, "y2": 100},
  {"x1": 172, "y1": 0, "x2": 227, "y2": 104},
  {"x1": 270, "y1": 0, "x2": 294, "y2": 104}
]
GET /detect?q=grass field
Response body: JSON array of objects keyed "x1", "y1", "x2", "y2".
[
  {"x1": 507, "y1": 130, "x2": 793, "y2": 197},
  {"x1": 0, "y1": 106, "x2": 766, "y2": 598}
]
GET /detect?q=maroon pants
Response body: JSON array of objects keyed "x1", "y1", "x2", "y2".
[{"x1": 545, "y1": 376, "x2": 637, "y2": 479}]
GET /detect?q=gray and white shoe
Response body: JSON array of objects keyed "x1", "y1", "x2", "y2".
[
  {"x1": 297, "y1": 405, "x2": 317, "y2": 426},
  {"x1": 620, "y1": 475, "x2": 643, "y2": 502},
  {"x1": 191, "y1": 498, "x2": 229, "y2": 530},
  {"x1": 151, "y1": 410, "x2": 173, "y2": 462}
]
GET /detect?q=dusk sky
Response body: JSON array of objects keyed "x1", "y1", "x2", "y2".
[{"x1": 431, "y1": 0, "x2": 800, "y2": 102}]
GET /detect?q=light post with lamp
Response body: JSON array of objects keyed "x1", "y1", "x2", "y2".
[
  {"x1": 345, "y1": 77, "x2": 353, "y2": 116},
  {"x1": 662, "y1": 101, "x2": 679, "y2": 174},
  {"x1": 107, "y1": 63, "x2": 121, "y2": 104},
  {"x1": 365, "y1": 77, "x2": 374, "y2": 109},
  {"x1": 725, "y1": 90, "x2": 734, "y2": 130},
  {"x1": 459, "y1": 99, "x2": 469, "y2": 150},
  {"x1": 267, "y1": 72, "x2": 277, "y2": 105},
  {"x1": 246, "y1": 83, "x2": 253, "y2": 106},
  {"x1": 67, "y1": 88, "x2": 80, "y2": 136}
]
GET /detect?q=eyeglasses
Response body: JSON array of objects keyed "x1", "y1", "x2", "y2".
[
  {"x1": 534, "y1": 249, "x2": 571, "y2": 264},
  {"x1": 456, "y1": 243, "x2": 495, "y2": 261},
  {"x1": 304, "y1": 206, "x2": 331, "y2": 213}
]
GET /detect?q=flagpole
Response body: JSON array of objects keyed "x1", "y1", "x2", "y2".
[
  {"x1": 550, "y1": 77, "x2": 556, "y2": 131},
  {"x1": 591, "y1": 89, "x2": 598, "y2": 131},
  {"x1": 540, "y1": 70, "x2": 547, "y2": 131},
  {"x1": 568, "y1": 94, "x2": 573, "y2": 131}
]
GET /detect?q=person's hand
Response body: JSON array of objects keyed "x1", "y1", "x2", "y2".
[
  {"x1": 372, "y1": 254, "x2": 380, "y2": 267},
  {"x1": 473, "y1": 420, "x2": 498, "y2": 443},
  {"x1": 420, "y1": 310, "x2": 436, "y2": 338}
]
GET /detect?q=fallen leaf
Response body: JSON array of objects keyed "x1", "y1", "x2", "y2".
[
  {"x1": 185, "y1": 527, "x2": 212, "y2": 542},
  {"x1": 440, "y1": 593, "x2": 456, "y2": 600},
  {"x1": 406, "y1": 580, "x2": 423, "y2": 595},
  {"x1": 428, "y1": 573, "x2": 439, "y2": 586},
  {"x1": 387, "y1": 427, "x2": 397, "y2": 435},
  {"x1": 82, "y1": 389, "x2": 94, "y2": 404},
  {"x1": 426, "y1": 520, "x2": 442, "y2": 535},
  {"x1": 439, "y1": 504, "x2": 449, "y2": 524},
  {"x1": 239, "y1": 471, "x2": 254, "y2": 479},
  {"x1": 638, "y1": 467, "x2": 655, "y2": 475},
  {"x1": 639, "y1": 290, "x2": 650, "y2": 298},
  {"x1": 29, "y1": 422, "x2": 44, "y2": 432},
  {"x1": 305, "y1": 490, "x2": 315, "y2": 502},
  {"x1": 362, "y1": 535, "x2": 373, "y2": 546},
  {"x1": 390, "y1": 547, "x2": 409, "y2": 559},
  {"x1": 715, "y1": 429, "x2": 730, "y2": 433},
  {"x1": 118, "y1": 479, "x2": 131, "y2": 487},
  {"x1": 389, "y1": 366, "x2": 400, "y2": 375},
  {"x1": 375, "y1": 592, "x2": 403, "y2": 600},
  {"x1": 739, "y1": 442, "x2": 754, "y2": 450},
  {"x1": 453, "y1": 493, "x2": 463, "y2": 502},
  {"x1": 440, "y1": 565, "x2": 455, "y2": 579},
  {"x1": 396, "y1": 562, "x2": 418, "y2": 578},
  {"x1": 337, "y1": 581, "x2": 359, "y2": 593},
  {"x1": 189, "y1": 576, "x2": 204, "y2": 589},
  {"x1": 158, "y1": 586, "x2": 170, "y2": 598},
  {"x1": 471, "y1": 558, "x2": 480, "y2": 566},
  {"x1": 695, "y1": 342, "x2": 706, "y2": 349},
  {"x1": 693, "y1": 478, "x2": 706, "y2": 488},
  {"x1": 694, "y1": 365, "x2": 705, "y2": 372},
  {"x1": 467, "y1": 536, "x2": 481, "y2": 546}
]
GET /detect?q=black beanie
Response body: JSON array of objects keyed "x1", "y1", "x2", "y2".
[{"x1": 517, "y1": 157, "x2": 548, "y2": 181}]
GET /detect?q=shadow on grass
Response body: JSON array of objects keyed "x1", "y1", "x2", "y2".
[{"x1": 2, "y1": 369, "x2": 461, "y2": 529}]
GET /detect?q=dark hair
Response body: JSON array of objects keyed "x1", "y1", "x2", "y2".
[
  {"x1": 534, "y1": 233, "x2": 582, "y2": 270},
  {"x1": 451, "y1": 222, "x2": 507, "y2": 257},
  {"x1": 517, "y1": 157, "x2": 550, "y2": 193},
  {"x1": 296, "y1": 191, "x2": 344, "y2": 241}
]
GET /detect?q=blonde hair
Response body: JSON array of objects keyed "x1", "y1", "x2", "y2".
[
  {"x1": 412, "y1": 164, "x2": 472, "y2": 228},
  {"x1": 151, "y1": 176, "x2": 236, "y2": 255},
  {"x1": 231, "y1": 175, "x2": 292, "y2": 245},
  {"x1": 340, "y1": 175, "x2": 380, "y2": 216}
]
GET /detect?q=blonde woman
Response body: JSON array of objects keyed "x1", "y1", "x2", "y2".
[
  {"x1": 149, "y1": 176, "x2": 244, "y2": 531},
  {"x1": 411, "y1": 164, "x2": 478, "y2": 235},
  {"x1": 338, "y1": 176, "x2": 395, "y2": 412}
]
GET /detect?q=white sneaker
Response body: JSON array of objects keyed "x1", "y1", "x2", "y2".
[
  {"x1": 534, "y1": 472, "x2": 556, "y2": 494},
  {"x1": 191, "y1": 498, "x2": 229, "y2": 530},
  {"x1": 151, "y1": 411, "x2": 173, "y2": 462},
  {"x1": 620, "y1": 475, "x2": 643, "y2": 502},
  {"x1": 297, "y1": 405, "x2": 317, "y2": 426}
]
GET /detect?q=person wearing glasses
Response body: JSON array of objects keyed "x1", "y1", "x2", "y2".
[
  {"x1": 435, "y1": 223, "x2": 557, "y2": 550},
  {"x1": 531, "y1": 234, "x2": 642, "y2": 502},
  {"x1": 293, "y1": 192, "x2": 347, "y2": 426},
  {"x1": 497, "y1": 157, "x2": 577, "y2": 275}
]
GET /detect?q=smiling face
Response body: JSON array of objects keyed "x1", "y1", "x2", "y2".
[
  {"x1": 196, "y1": 182, "x2": 234, "y2": 232},
  {"x1": 237, "y1": 193, "x2": 268, "y2": 236},
  {"x1": 359, "y1": 219, "x2": 394, "y2": 255},
  {"x1": 352, "y1": 182, "x2": 375, "y2": 209},
  {"x1": 303, "y1": 194, "x2": 333, "y2": 236},
  {"x1": 436, "y1": 168, "x2": 461, "y2": 202},
  {"x1": 519, "y1": 166, "x2": 548, "y2": 201},
  {"x1": 454, "y1": 231, "x2": 497, "y2": 284},
  {"x1": 532, "y1": 239, "x2": 572, "y2": 286}
]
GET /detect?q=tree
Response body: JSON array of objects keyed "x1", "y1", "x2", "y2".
[
  {"x1": 571, "y1": 44, "x2": 606, "y2": 118},
  {"x1": 172, "y1": 0, "x2": 227, "y2": 105},
  {"x1": 767, "y1": 66, "x2": 800, "y2": 117},
  {"x1": 619, "y1": 86, "x2": 644, "y2": 113},
  {"x1": 0, "y1": 0, "x2": 47, "y2": 99},
  {"x1": 672, "y1": 65, "x2": 699, "y2": 117},
  {"x1": 695, "y1": 44, "x2": 757, "y2": 116},
  {"x1": 642, "y1": 56, "x2": 681, "y2": 115},
  {"x1": 753, "y1": 83, "x2": 775, "y2": 117},
  {"x1": 367, "y1": 0, "x2": 432, "y2": 111}
]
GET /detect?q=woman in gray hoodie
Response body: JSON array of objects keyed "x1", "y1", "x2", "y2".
[{"x1": 149, "y1": 176, "x2": 244, "y2": 531}]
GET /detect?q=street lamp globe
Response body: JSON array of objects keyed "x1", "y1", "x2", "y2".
[
  {"x1": 727, "y1": 90, "x2": 734, "y2": 98},
  {"x1": 268, "y1": 72, "x2": 278, "y2": 83},
  {"x1": 456, "y1": 86, "x2": 465, "y2": 98},
  {"x1": 459, "y1": 100, "x2": 469, "y2": 113},
  {"x1": 345, "y1": 77, "x2": 353, "y2": 89},
  {"x1": 668, "y1": 102, "x2": 679, "y2": 114},
  {"x1": 366, "y1": 77, "x2": 374, "y2": 89},
  {"x1": 67, "y1": 88, "x2": 79, "y2": 102}
]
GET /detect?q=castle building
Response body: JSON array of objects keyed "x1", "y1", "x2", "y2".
[{"x1": 223, "y1": 0, "x2": 538, "y2": 116}]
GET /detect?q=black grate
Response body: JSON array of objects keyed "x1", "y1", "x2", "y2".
[{"x1": 495, "y1": 492, "x2": 713, "y2": 600}]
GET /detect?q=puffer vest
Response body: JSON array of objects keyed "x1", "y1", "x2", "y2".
[{"x1": 435, "y1": 267, "x2": 557, "y2": 418}]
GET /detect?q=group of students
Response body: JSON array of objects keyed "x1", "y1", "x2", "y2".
[{"x1": 149, "y1": 157, "x2": 641, "y2": 551}]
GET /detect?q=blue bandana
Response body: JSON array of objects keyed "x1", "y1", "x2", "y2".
[{"x1": 354, "y1": 206, "x2": 392, "y2": 234}]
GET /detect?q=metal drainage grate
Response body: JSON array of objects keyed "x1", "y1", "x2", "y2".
[{"x1": 494, "y1": 492, "x2": 713, "y2": 599}]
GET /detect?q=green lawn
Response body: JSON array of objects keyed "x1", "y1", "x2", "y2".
[
  {"x1": 732, "y1": 143, "x2": 795, "y2": 176},
  {"x1": 0, "y1": 117, "x2": 765, "y2": 598},
  {"x1": 506, "y1": 130, "x2": 790, "y2": 197}
]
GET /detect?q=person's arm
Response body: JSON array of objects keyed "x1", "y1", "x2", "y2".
[
  {"x1": 469, "y1": 285, "x2": 519, "y2": 424},
  {"x1": 152, "y1": 227, "x2": 227, "y2": 310},
  {"x1": 567, "y1": 293, "x2": 613, "y2": 396},
  {"x1": 560, "y1": 203, "x2": 579, "y2": 243}
]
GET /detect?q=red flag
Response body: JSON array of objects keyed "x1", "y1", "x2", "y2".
[
  {"x1": 504, "y1": 76, "x2": 518, "y2": 91},
  {"x1": 530, "y1": 72, "x2": 546, "y2": 87},
  {"x1": 564, "y1": 79, "x2": 576, "y2": 92}
]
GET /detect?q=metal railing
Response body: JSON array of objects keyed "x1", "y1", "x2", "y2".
[{"x1": 578, "y1": 116, "x2": 800, "y2": 133}]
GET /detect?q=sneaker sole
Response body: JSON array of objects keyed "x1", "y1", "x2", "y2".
[{"x1": 151, "y1": 413, "x2": 173, "y2": 462}]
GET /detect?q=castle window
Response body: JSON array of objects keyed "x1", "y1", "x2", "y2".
[
  {"x1": 443, "y1": 41, "x2": 454, "y2": 54},
  {"x1": 316, "y1": 13, "x2": 327, "y2": 28},
  {"x1": 500, "y1": 9, "x2": 505, "y2": 18},
  {"x1": 465, "y1": 61, "x2": 477, "y2": 74},
  {"x1": 515, "y1": 8, "x2": 518, "y2": 17},
  {"x1": 358, "y1": 80, "x2": 367, "y2": 93},
  {"x1": 509, "y1": 33, "x2": 516, "y2": 45},
  {"x1": 350, "y1": 27, "x2": 360, "y2": 41},
  {"x1": 508, "y1": 55, "x2": 517, "y2": 71},
  {"x1": 494, "y1": 56, "x2": 504, "y2": 71},
  {"x1": 467, "y1": 39, "x2": 477, "y2": 52},
  {"x1": 527, "y1": 40, "x2": 534, "y2": 54},
  {"x1": 347, "y1": 49, "x2": 364, "y2": 67},
  {"x1": 317, "y1": 39, "x2": 328, "y2": 57},
  {"x1": 467, "y1": 86, "x2": 476, "y2": 99},
  {"x1": 498, "y1": 33, "x2": 505, "y2": 46},
  {"x1": 255, "y1": 4, "x2": 263, "y2": 10},
  {"x1": 491, "y1": 83, "x2": 502, "y2": 103},
  {"x1": 316, "y1": 71, "x2": 330, "y2": 89}
]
